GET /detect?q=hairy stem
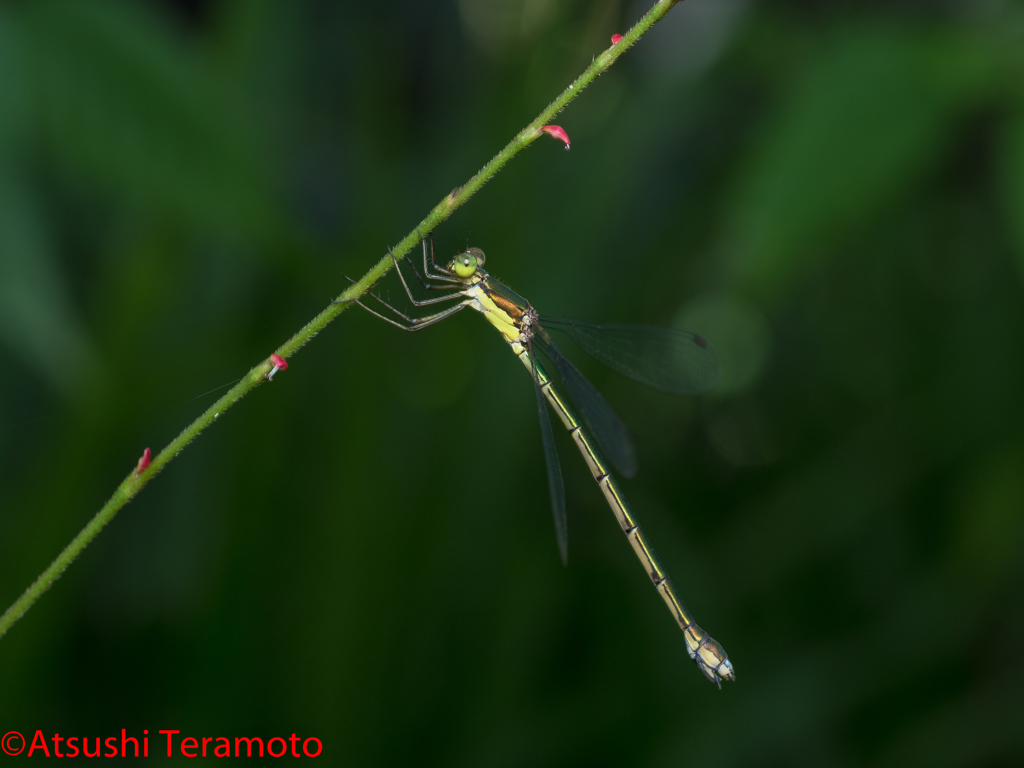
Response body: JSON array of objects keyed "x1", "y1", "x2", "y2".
[{"x1": 0, "y1": 0, "x2": 684, "y2": 639}]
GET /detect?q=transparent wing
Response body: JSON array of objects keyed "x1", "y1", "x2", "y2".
[
  {"x1": 542, "y1": 317, "x2": 722, "y2": 395},
  {"x1": 534, "y1": 334, "x2": 638, "y2": 479},
  {"x1": 531, "y1": 348, "x2": 568, "y2": 566}
]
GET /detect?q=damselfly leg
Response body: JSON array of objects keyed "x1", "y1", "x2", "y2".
[
  {"x1": 399, "y1": 232, "x2": 462, "y2": 290},
  {"x1": 421, "y1": 232, "x2": 459, "y2": 282},
  {"x1": 336, "y1": 274, "x2": 468, "y2": 332},
  {"x1": 387, "y1": 246, "x2": 464, "y2": 306}
]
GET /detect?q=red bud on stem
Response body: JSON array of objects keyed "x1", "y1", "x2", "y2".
[
  {"x1": 135, "y1": 448, "x2": 151, "y2": 475},
  {"x1": 541, "y1": 125, "x2": 570, "y2": 150},
  {"x1": 267, "y1": 354, "x2": 289, "y2": 381}
]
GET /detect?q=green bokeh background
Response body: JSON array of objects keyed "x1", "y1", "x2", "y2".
[{"x1": 2, "y1": 0, "x2": 1023, "y2": 765}]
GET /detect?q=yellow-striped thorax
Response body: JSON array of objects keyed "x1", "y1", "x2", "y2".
[{"x1": 448, "y1": 248, "x2": 538, "y2": 350}]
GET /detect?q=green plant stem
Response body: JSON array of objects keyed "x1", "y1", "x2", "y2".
[{"x1": 0, "y1": 0, "x2": 684, "y2": 640}]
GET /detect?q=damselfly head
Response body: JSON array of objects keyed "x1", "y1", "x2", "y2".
[{"x1": 450, "y1": 248, "x2": 485, "y2": 278}]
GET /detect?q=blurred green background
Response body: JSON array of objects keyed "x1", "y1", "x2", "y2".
[{"x1": 2, "y1": 0, "x2": 1023, "y2": 764}]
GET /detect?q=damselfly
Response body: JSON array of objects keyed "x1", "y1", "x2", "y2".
[{"x1": 342, "y1": 236, "x2": 734, "y2": 686}]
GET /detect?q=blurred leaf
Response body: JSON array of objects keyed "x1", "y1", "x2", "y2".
[
  {"x1": 999, "y1": 111, "x2": 1024, "y2": 285},
  {"x1": 0, "y1": 175, "x2": 97, "y2": 396},
  {"x1": 458, "y1": 0, "x2": 561, "y2": 59},
  {"x1": 22, "y1": 0, "x2": 285, "y2": 246},
  {"x1": 727, "y1": 26, "x2": 1001, "y2": 296},
  {"x1": 0, "y1": 7, "x2": 32, "y2": 154},
  {"x1": 673, "y1": 291, "x2": 771, "y2": 396},
  {"x1": 951, "y1": 442, "x2": 1024, "y2": 584}
]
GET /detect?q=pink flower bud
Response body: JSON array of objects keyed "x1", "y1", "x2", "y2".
[
  {"x1": 267, "y1": 353, "x2": 289, "y2": 381},
  {"x1": 611, "y1": 34, "x2": 623, "y2": 45},
  {"x1": 135, "y1": 447, "x2": 151, "y2": 475},
  {"x1": 541, "y1": 125, "x2": 570, "y2": 150}
]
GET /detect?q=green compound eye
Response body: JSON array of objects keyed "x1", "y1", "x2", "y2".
[{"x1": 453, "y1": 249, "x2": 482, "y2": 278}]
